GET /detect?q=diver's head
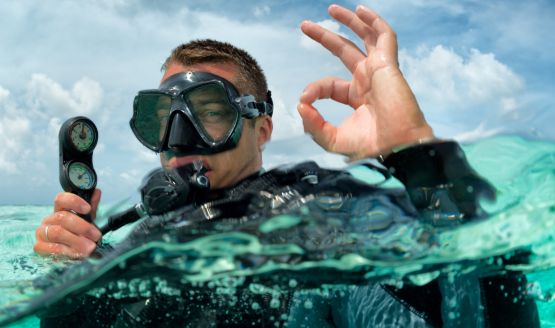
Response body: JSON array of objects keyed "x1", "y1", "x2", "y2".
[{"x1": 131, "y1": 40, "x2": 273, "y2": 189}]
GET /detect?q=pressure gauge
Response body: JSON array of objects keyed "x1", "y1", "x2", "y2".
[
  {"x1": 69, "y1": 120, "x2": 97, "y2": 152},
  {"x1": 59, "y1": 117, "x2": 98, "y2": 222},
  {"x1": 67, "y1": 161, "x2": 97, "y2": 190},
  {"x1": 62, "y1": 117, "x2": 98, "y2": 153}
]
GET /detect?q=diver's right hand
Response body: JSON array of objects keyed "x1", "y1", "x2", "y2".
[{"x1": 33, "y1": 189, "x2": 102, "y2": 259}]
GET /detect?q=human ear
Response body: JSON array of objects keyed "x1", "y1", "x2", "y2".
[{"x1": 256, "y1": 116, "x2": 273, "y2": 147}]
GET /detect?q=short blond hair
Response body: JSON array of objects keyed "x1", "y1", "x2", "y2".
[{"x1": 163, "y1": 39, "x2": 268, "y2": 102}]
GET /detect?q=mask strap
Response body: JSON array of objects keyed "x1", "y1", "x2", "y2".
[{"x1": 238, "y1": 94, "x2": 273, "y2": 118}]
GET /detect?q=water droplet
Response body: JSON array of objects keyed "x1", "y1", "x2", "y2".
[
  {"x1": 270, "y1": 298, "x2": 280, "y2": 308},
  {"x1": 303, "y1": 300, "x2": 313, "y2": 309}
]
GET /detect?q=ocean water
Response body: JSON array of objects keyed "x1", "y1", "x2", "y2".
[{"x1": 0, "y1": 135, "x2": 554, "y2": 327}]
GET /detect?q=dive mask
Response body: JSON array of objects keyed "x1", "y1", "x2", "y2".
[{"x1": 130, "y1": 71, "x2": 273, "y2": 155}]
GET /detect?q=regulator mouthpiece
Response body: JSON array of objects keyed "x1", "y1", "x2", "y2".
[{"x1": 191, "y1": 160, "x2": 209, "y2": 189}]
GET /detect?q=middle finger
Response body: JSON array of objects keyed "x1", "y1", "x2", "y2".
[
  {"x1": 301, "y1": 20, "x2": 365, "y2": 73},
  {"x1": 37, "y1": 224, "x2": 97, "y2": 254},
  {"x1": 329, "y1": 5, "x2": 378, "y2": 53},
  {"x1": 44, "y1": 211, "x2": 101, "y2": 242}
]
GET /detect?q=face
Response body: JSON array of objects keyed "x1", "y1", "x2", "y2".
[{"x1": 159, "y1": 62, "x2": 272, "y2": 189}]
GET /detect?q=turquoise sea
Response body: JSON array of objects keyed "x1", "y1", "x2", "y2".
[{"x1": 1, "y1": 135, "x2": 555, "y2": 327}]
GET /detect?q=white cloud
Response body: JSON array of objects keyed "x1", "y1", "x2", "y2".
[
  {"x1": 267, "y1": 89, "x2": 303, "y2": 141},
  {"x1": 500, "y1": 97, "x2": 517, "y2": 113},
  {"x1": 399, "y1": 45, "x2": 524, "y2": 137},
  {"x1": 401, "y1": 45, "x2": 523, "y2": 109},
  {"x1": 26, "y1": 74, "x2": 103, "y2": 117},
  {"x1": 253, "y1": 5, "x2": 271, "y2": 18},
  {"x1": 0, "y1": 86, "x2": 9, "y2": 103},
  {"x1": 0, "y1": 90, "x2": 31, "y2": 173},
  {"x1": 364, "y1": 0, "x2": 467, "y2": 16},
  {"x1": 0, "y1": 116, "x2": 32, "y2": 173},
  {"x1": 300, "y1": 19, "x2": 347, "y2": 50},
  {"x1": 0, "y1": 74, "x2": 102, "y2": 180},
  {"x1": 453, "y1": 123, "x2": 503, "y2": 143},
  {"x1": 119, "y1": 169, "x2": 143, "y2": 183},
  {"x1": 468, "y1": 1, "x2": 555, "y2": 62}
]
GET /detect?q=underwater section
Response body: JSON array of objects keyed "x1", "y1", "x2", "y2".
[{"x1": 0, "y1": 135, "x2": 554, "y2": 327}]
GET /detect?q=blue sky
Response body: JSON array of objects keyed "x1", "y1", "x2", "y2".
[{"x1": 0, "y1": 0, "x2": 554, "y2": 205}]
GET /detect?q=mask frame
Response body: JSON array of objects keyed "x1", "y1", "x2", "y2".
[{"x1": 130, "y1": 71, "x2": 273, "y2": 155}]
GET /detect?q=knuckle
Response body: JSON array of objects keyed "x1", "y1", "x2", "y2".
[
  {"x1": 54, "y1": 211, "x2": 66, "y2": 222},
  {"x1": 53, "y1": 192, "x2": 65, "y2": 205},
  {"x1": 75, "y1": 240, "x2": 95, "y2": 258},
  {"x1": 42, "y1": 214, "x2": 53, "y2": 224},
  {"x1": 49, "y1": 243, "x2": 64, "y2": 255},
  {"x1": 84, "y1": 241, "x2": 97, "y2": 256},
  {"x1": 35, "y1": 226, "x2": 42, "y2": 240},
  {"x1": 87, "y1": 227, "x2": 101, "y2": 242},
  {"x1": 49, "y1": 225, "x2": 63, "y2": 240},
  {"x1": 59, "y1": 211, "x2": 74, "y2": 226}
]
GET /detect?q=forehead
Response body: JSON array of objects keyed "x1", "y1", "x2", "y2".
[{"x1": 161, "y1": 62, "x2": 238, "y2": 87}]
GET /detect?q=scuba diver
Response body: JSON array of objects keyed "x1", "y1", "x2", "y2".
[{"x1": 30, "y1": 4, "x2": 538, "y2": 328}]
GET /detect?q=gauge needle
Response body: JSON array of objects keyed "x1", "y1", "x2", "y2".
[{"x1": 80, "y1": 123, "x2": 86, "y2": 139}]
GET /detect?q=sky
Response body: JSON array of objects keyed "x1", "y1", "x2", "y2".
[{"x1": 0, "y1": 0, "x2": 554, "y2": 205}]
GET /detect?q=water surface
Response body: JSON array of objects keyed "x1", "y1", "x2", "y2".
[{"x1": 1, "y1": 135, "x2": 554, "y2": 327}]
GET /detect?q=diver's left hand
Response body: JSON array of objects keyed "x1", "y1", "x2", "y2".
[{"x1": 298, "y1": 4, "x2": 434, "y2": 161}]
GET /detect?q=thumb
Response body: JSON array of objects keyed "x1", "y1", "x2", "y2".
[
  {"x1": 90, "y1": 188, "x2": 102, "y2": 220},
  {"x1": 297, "y1": 102, "x2": 337, "y2": 152}
]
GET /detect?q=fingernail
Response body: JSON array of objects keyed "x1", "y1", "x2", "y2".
[{"x1": 357, "y1": 5, "x2": 369, "y2": 12}]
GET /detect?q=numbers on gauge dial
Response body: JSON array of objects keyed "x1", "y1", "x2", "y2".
[
  {"x1": 68, "y1": 162, "x2": 96, "y2": 190},
  {"x1": 69, "y1": 121, "x2": 96, "y2": 152}
]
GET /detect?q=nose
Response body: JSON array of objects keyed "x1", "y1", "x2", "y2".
[{"x1": 166, "y1": 112, "x2": 199, "y2": 152}]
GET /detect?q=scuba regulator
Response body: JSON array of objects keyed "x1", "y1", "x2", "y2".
[
  {"x1": 99, "y1": 161, "x2": 210, "y2": 234},
  {"x1": 58, "y1": 116, "x2": 210, "y2": 231}
]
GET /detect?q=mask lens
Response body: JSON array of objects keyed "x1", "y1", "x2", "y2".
[
  {"x1": 185, "y1": 84, "x2": 238, "y2": 142},
  {"x1": 133, "y1": 93, "x2": 172, "y2": 150}
]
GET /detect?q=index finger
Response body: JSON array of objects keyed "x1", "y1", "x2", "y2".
[{"x1": 53, "y1": 192, "x2": 91, "y2": 215}]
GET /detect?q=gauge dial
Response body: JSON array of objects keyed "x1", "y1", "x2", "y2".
[
  {"x1": 68, "y1": 161, "x2": 96, "y2": 190},
  {"x1": 69, "y1": 120, "x2": 97, "y2": 152}
]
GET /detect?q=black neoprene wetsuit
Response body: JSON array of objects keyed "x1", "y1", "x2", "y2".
[{"x1": 37, "y1": 141, "x2": 539, "y2": 328}]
